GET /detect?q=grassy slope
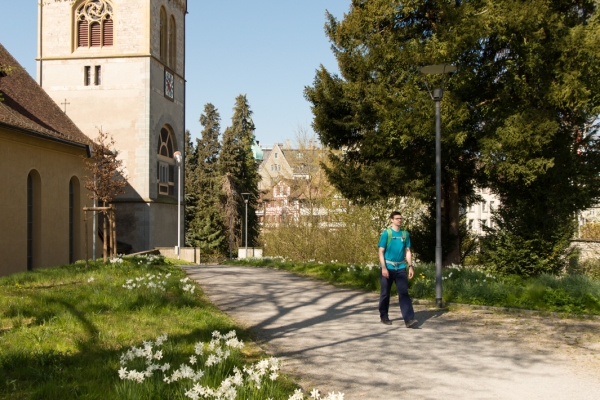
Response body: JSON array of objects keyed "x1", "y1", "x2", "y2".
[{"x1": 0, "y1": 259, "x2": 297, "y2": 399}]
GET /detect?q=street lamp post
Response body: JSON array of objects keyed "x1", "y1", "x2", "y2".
[
  {"x1": 173, "y1": 151, "x2": 182, "y2": 260},
  {"x1": 241, "y1": 193, "x2": 250, "y2": 258},
  {"x1": 419, "y1": 64, "x2": 456, "y2": 309},
  {"x1": 92, "y1": 176, "x2": 96, "y2": 261}
]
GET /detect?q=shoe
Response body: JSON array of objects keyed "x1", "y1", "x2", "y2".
[
  {"x1": 380, "y1": 318, "x2": 392, "y2": 325},
  {"x1": 405, "y1": 319, "x2": 419, "y2": 328}
]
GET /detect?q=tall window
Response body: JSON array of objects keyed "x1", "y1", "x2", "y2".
[
  {"x1": 157, "y1": 126, "x2": 176, "y2": 196},
  {"x1": 27, "y1": 171, "x2": 41, "y2": 271},
  {"x1": 103, "y1": 16, "x2": 113, "y2": 46},
  {"x1": 160, "y1": 7, "x2": 167, "y2": 61},
  {"x1": 27, "y1": 174, "x2": 33, "y2": 270},
  {"x1": 78, "y1": 19, "x2": 89, "y2": 47},
  {"x1": 76, "y1": 0, "x2": 114, "y2": 49},
  {"x1": 169, "y1": 15, "x2": 176, "y2": 68},
  {"x1": 69, "y1": 177, "x2": 81, "y2": 264},
  {"x1": 69, "y1": 180, "x2": 74, "y2": 263}
]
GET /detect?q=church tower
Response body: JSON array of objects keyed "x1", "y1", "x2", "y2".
[{"x1": 37, "y1": 0, "x2": 187, "y2": 252}]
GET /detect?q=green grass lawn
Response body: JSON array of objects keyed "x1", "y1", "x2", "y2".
[
  {"x1": 0, "y1": 256, "x2": 300, "y2": 400},
  {"x1": 229, "y1": 258, "x2": 600, "y2": 315}
]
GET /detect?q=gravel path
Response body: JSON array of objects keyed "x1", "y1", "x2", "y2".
[{"x1": 183, "y1": 264, "x2": 600, "y2": 400}]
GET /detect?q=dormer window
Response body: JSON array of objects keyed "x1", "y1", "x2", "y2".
[{"x1": 76, "y1": 0, "x2": 114, "y2": 49}]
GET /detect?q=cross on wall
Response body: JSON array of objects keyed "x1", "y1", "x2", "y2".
[{"x1": 61, "y1": 99, "x2": 70, "y2": 114}]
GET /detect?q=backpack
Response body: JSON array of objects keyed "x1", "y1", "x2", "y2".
[{"x1": 384, "y1": 228, "x2": 407, "y2": 249}]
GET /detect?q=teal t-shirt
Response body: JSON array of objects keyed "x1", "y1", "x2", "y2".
[{"x1": 378, "y1": 228, "x2": 411, "y2": 269}]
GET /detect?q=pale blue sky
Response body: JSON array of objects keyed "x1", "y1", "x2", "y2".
[{"x1": 0, "y1": 0, "x2": 349, "y2": 146}]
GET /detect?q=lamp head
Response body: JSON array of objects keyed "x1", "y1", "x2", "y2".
[{"x1": 173, "y1": 151, "x2": 182, "y2": 163}]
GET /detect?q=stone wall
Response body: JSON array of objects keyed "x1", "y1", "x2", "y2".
[
  {"x1": 156, "y1": 247, "x2": 201, "y2": 264},
  {"x1": 0, "y1": 129, "x2": 95, "y2": 276},
  {"x1": 571, "y1": 239, "x2": 600, "y2": 263}
]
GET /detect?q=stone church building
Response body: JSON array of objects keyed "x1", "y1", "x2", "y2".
[
  {"x1": 37, "y1": 0, "x2": 187, "y2": 252},
  {"x1": 0, "y1": 43, "x2": 93, "y2": 276}
]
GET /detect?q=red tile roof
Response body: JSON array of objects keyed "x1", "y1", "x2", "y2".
[{"x1": 0, "y1": 43, "x2": 90, "y2": 146}]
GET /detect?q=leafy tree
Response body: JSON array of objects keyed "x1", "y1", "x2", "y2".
[
  {"x1": 82, "y1": 129, "x2": 128, "y2": 262},
  {"x1": 83, "y1": 129, "x2": 128, "y2": 206},
  {"x1": 305, "y1": 0, "x2": 480, "y2": 266},
  {"x1": 305, "y1": 0, "x2": 600, "y2": 273},
  {"x1": 218, "y1": 95, "x2": 261, "y2": 250},
  {"x1": 465, "y1": 0, "x2": 600, "y2": 275}
]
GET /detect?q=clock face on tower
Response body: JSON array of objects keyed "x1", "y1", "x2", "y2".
[{"x1": 164, "y1": 69, "x2": 174, "y2": 100}]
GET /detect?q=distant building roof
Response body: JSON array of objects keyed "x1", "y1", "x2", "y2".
[{"x1": 0, "y1": 43, "x2": 89, "y2": 146}]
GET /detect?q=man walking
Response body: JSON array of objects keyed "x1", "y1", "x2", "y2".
[{"x1": 378, "y1": 211, "x2": 418, "y2": 328}]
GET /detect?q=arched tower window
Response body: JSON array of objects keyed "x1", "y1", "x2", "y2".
[
  {"x1": 160, "y1": 7, "x2": 168, "y2": 62},
  {"x1": 76, "y1": 0, "x2": 114, "y2": 49},
  {"x1": 169, "y1": 15, "x2": 176, "y2": 68},
  {"x1": 27, "y1": 170, "x2": 42, "y2": 271},
  {"x1": 157, "y1": 126, "x2": 176, "y2": 196}
]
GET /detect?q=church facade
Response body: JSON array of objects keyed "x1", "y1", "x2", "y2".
[
  {"x1": 37, "y1": 0, "x2": 187, "y2": 252},
  {"x1": 0, "y1": 44, "x2": 94, "y2": 276}
]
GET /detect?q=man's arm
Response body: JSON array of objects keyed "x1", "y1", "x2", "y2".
[
  {"x1": 378, "y1": 247, "x2": 389, "y2": 278},
  {"x1": 406, "y1": 248, "x2": 414, "y2": 279}
]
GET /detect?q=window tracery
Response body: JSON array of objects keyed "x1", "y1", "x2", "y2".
[
  {"x1": 76, "y1": 0, "x2": 114, "y2": 48},
  {"x1": 157, "y1": 126, "x2": 176, "y2": 196}
]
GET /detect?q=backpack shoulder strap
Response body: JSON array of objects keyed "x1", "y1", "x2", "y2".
[{"x1": 386, "y1": 228, "x2": 392, "y2": 248}]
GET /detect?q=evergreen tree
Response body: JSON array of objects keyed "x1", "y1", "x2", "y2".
[
  {"x1": 188, "y1": 104, "x2": 226, "y2": 254},
  {"x1": 305, "y1": 0, "x2": 600, "y2": 273},
  {"x1": 218, "y1": 95, "x2": 261, "y2": 250},
  {"x1": 184, "y1": 130, "x2": 198, "y2": 246}
]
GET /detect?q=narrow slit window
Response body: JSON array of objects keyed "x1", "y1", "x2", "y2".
[
  {"x1": 95, "y1": 66, "x2": 102, "y2": 85},
  {"x1": 84, "y1": 66, "x2": 91, "y2": 86}
]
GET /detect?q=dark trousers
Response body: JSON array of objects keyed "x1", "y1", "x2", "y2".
[{"x1": 379, "y1": 268, "x2": 415, "y2": 322}]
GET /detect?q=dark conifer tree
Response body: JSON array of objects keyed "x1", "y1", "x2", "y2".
[
  {"x1": 218, "y1": 95, "x2": 261, "y2": 250},
  {"x1": 184, "y1": 130, "x2": 198, "y2": 246},
  {"x1": 189, "y1": 104, "x2": 225, "y2": 254}
]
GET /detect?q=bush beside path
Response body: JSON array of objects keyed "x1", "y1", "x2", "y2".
[{"x1": 184, "y1": 264, "x2": 600, "y2": 400}]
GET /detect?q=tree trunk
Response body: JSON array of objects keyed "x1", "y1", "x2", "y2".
[
  {"x1": 444, "y1": 175, "x2": 461, "y2": 267},
  {"x1": 103, "y1": 211, "x2": 108, "y2": 264},
  {"x1": 85, "y1": 210, "x2": 88, "y2": 268},
  {"x1": 111, "y1": 206, "x2": 116, "y2": 256}
]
